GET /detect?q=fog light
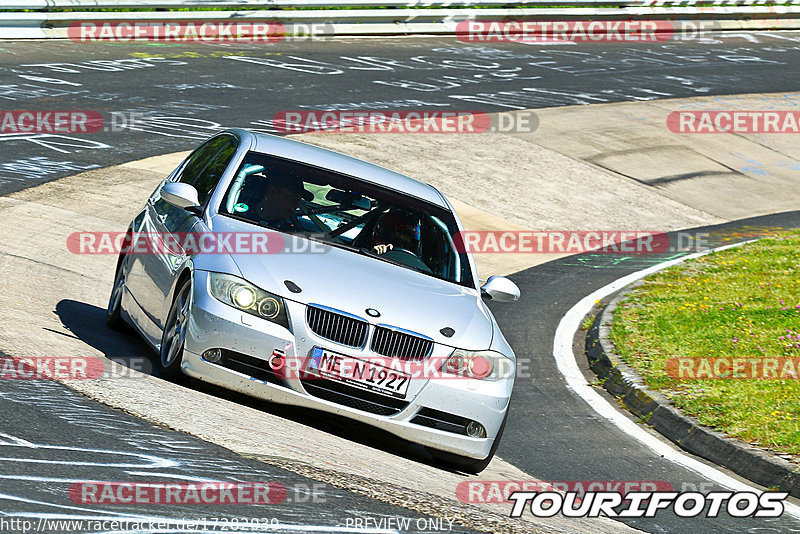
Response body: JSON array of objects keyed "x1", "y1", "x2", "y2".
[
  {"x1": 466, "y1": 421, "x2": 486, "y2": 438},
  {"x1": 202, "y1": 348, "x2": 223, "y2": 363}
]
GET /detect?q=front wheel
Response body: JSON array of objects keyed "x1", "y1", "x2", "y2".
[
  {"x1": 427, "y1": 410, "x2": 508, "y2": 474},
  {"x1": 106, "y1": 251, "x2": 129, "y2": 331},
  {"x1": 159, "y1": 279, "x2": 192, "y2": 380}
]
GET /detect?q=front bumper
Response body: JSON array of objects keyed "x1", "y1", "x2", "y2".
[{"x1": 182, "y1": 270, "x2": 513, "y2": 459}]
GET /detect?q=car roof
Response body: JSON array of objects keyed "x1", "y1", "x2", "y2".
[{"x1": 230, "y1": 129, "x2": 450, "y2": 209}]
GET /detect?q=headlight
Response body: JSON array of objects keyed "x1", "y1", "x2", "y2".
[
  {"x1": 440, "y1": 349, "x2": 512, "y2": 381},
  {"x1": 209, "y1": 272, "x2": 290, "y2": 329}
]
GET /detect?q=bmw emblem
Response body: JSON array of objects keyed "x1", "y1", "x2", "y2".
[{"x1": 365, "y1": 308, "x2": 381, "y2": 318}]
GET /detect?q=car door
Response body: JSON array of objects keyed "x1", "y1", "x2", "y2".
[{"x1": 130, "y1": 135, "x2": 238, "y2": 329}]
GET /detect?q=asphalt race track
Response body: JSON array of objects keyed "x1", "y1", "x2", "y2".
[
  {"x1": 3, "y1": 33, "x2": 800, "y2": 533},
  {"x1": 0, "y1": 378, "x2": 472, "y2": 533},
  {"x1": 2, "y1": 34, "x2": 800, "y2": 194}
]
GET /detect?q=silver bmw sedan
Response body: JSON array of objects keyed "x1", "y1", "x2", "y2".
[{"x1": 107, "y1": 129, "x2": 520, "y2": 473}]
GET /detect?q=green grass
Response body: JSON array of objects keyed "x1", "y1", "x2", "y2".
[{"x1": 610, "y1": 231, "x2": 800, "y2": 455}]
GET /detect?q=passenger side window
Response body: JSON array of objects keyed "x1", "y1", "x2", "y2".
[{"x1": 175, "y1": 135, "x2": 237, "y2": 205}]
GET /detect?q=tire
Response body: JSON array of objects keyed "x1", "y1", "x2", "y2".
[
  {"x1": 158, "y1": 279, "x2": 192, "y2": 380},
  {"x1": 106, "y1": 250, "x2": 129, "y2": 331},
  {"x1": 427, "y1": 409, "x2": 508, "y2": 474}
]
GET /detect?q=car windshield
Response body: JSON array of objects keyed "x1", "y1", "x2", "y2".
[{"x1": 220, "y1": 151, "x2": 474, "y2": 288}]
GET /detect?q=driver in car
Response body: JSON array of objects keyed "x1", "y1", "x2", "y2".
[
  {"x1": 371, "y1": 210, "x2": 422, "y2": 256},
  {"x1": 253, "y1": 174, "x2": 313, "y2": 232}
]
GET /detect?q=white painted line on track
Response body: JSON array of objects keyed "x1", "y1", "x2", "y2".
[{"x1": 551, "y1": 240, "x2": 800, "y2": 519}]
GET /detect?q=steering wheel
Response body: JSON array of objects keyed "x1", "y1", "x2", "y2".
[
  {"x1": 389, "y1": 247, "x2": 416, "y2": 257},
  {"x1": 382, "y1": 248, "x2": 432, "y2": 273}
]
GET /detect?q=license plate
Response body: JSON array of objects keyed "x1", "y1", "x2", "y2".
[{"x1": 306, "y1": 347, "x2": 410, "y2": 399}]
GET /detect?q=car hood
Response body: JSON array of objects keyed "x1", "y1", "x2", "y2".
[{"x1": 208, "y1": 215, "x2": 493, "y2": 350}]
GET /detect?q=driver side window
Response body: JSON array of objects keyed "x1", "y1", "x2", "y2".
[{"x1": 174, "y1": 135, "x2": 237, "y2": 206}]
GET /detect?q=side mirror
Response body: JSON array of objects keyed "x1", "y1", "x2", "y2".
[
  {"x1": 161, "y1": 182, "x2": 200, "y2": 211},
  {"x1": 481, "y1": 276, "x2": 520, "y2": 302}
]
